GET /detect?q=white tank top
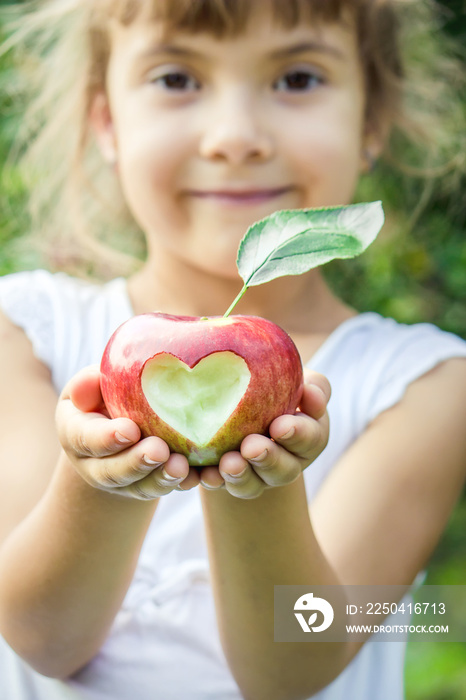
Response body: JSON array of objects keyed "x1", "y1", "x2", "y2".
[{"x1": 1, "y1": 270, "x2": 465, "y2": 700}]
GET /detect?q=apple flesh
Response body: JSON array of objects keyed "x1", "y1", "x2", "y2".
[{"x1": 100, "y1": 313, "x2": 304, "y2": 466}]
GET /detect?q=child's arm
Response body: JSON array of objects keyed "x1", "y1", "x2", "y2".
[
  {"x1": 0, "y1": 312, "x2": 190, "y2": 677},
  {"x1": 200, "y1": 359, "x2": 466, "y2": 700}
]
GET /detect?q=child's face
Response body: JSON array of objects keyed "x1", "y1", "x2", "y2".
[{"x1": 93, "y1": 8, "x2": 375, "y2": 278}]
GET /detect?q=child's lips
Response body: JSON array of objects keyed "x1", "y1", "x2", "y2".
[{"x1": 186, "y1": 186, "x2": 294, "y2": 206}]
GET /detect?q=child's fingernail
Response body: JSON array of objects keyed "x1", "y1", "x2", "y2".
[
  {"x1": 313, "y1": 386, "x2": 328, "y2": 402},
  {"x1": 200, "y1": 480, "x2": 224, "y2": 490},
  {"x1": 223, "y1": 467, "x2": 248, "y2": 481},
  {"x1": 249, "y1": 449, "x2": 268, "y2": 464},
  {"x1": 115, "y1": 431, "x2": 132, "y2": 444},
  {"x1": 161, "y1": 468, "x2": 183, "y2": 482},
  {"x1": 142, "y1": 455, "x2": 164, "y2": 468},
  {"x1": 278, "y1": 427, "x2": 295, "y2": 441}
]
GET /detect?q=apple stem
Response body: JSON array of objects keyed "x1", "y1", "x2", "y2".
[{"x1": 223, "y1": 284, "x2": 248, "y2": 318}]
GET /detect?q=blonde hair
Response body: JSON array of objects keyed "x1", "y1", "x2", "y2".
[{"x1": 1, "y1": 0, "x2": 464, "y2": 279}]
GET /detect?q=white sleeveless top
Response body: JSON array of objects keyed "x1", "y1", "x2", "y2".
[{"x1": 1, "y1": 269, "x2": 466, "y2": 700}]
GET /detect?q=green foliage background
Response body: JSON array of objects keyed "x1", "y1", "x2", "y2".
[{"x1": 0, "y1": 1, "x2": 465, "y2": 698}]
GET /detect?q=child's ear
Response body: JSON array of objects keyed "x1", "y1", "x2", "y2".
[
  {"x1": 89, "y1": 91, "x2": 118, "y2": 165},
  {"x1": 360, "y1": 126, "x2": 388, "y2": 174},
  {"x1": 360, "y1": 109, "x2": 393, "y2": 173}
]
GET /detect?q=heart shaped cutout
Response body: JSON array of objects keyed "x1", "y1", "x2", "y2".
[{"x1": 141, "y1": 351, "x2": 251, "y2": 445}]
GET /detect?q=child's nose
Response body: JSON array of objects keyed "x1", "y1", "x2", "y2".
[{"x1": 199, "y1": 91, "x2": 273, "y2": 165}]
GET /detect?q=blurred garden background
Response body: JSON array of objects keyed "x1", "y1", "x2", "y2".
[{"x1": 0, "y1": 1, "x2": 465, "y2": 698}]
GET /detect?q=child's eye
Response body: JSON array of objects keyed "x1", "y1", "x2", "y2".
[
  {"x1": 149, "y1": 70, "x2": 200, "y2": 92},
  {"x1": 273, "y1": 70, "x2": 324, "y2": 92}
]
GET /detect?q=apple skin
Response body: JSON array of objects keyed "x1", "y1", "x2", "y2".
[{"x1": 100, "y1": 313, "x2": 304, "y2": 466}]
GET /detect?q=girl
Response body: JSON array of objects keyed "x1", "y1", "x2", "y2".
[{"x1": 0, "y1": 1, "x2": 465, "y2": 699}]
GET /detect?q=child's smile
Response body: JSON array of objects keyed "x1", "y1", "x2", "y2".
[
  {"x1": 93, "y1": 10, "x2": 372, "y2": 278},
  {"x1": 182, "y1": 185, "x2": 295, "y2": 208}
]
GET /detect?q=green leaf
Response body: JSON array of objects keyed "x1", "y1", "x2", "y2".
[{"x1": 236, "y1": 201, "x2": 384, "y2": 287}]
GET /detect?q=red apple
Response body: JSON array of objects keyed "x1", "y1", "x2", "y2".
[{"x1": 100, "y1": 313, "x2": 303, "y2": 466}]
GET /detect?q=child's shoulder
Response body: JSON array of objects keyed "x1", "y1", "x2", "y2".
[
  {"x1": 315, "y1": 311, "x2": 466, "y2": 371},
  {"x1": 0, "y1": 269, "x2": 131, "y2": 320},
  {"x1": 0, "y1": 268, "x2": 121, "y2": 303},
  {"x1": 0, "y1": 269, "x2": 133, "y2": 391},
  {"x1": 304, "y1": 311, "x2": 466, "y2": 498},
  {"x1": 311, "y1": 311, "x2": 466, "y2": 431}
]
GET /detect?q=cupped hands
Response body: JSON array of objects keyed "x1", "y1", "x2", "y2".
[{"x1": 56, "y1": 366, "x2": 330, "y2": 500}]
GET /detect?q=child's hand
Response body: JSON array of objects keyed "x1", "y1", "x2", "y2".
[
  {"x1": 56, "y1": 366, "x2": 198, "y2": 499},
  {"x1": 202, "y1": 370, "x2": 331, "y2": 499},
  {"x1": 57, "y1": 366, "x2": 329, "y2": 501}
]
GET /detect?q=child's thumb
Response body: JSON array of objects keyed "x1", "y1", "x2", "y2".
[
  {"x1": 300, "y1": 368, "x2": 331, "y2": 420},
  {"x1": 61, "y1": 364, "x2": 105, "y2": 414}
]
